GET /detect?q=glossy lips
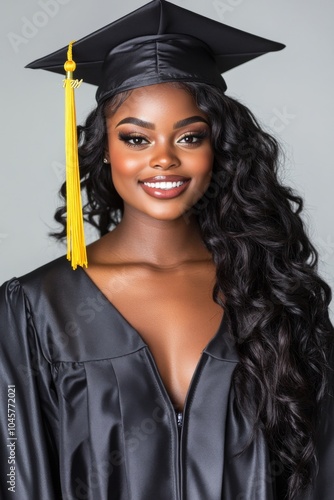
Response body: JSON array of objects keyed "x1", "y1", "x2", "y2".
[{"x1": 139, "y1": 176, "x2": 191, "y2": 199}]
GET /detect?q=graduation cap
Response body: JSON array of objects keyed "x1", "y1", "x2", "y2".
[
  {"x1": 26, "y1": 0, "x2": 285, "y2": 268},
  {"x1": 26, "y1": 0, "x2": 285, "y2": 101}
]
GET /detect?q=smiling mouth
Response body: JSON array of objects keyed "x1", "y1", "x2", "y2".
[{"x1": 138, "y1": 176, "x2": 191, "y2": 199}]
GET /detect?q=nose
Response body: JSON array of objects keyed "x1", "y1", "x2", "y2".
[{"x1": 149, "y1": 140, "x2": 181, "y2": 170}]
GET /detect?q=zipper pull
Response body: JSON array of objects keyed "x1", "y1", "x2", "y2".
[{"x1": 176, "y1": 411, "x2": 183, "y2": 428}]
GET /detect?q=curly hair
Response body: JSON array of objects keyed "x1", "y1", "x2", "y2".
[{"x1": 51, "y1": 82, "x2": 333, "y2": 499}]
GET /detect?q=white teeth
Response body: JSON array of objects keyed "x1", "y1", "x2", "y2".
[{"x1": 143, "y1": 180, "x2": 185, "y2": 190}]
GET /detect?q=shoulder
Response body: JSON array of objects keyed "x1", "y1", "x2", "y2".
[
  {"x1": 0, "y1": 259, "x2": 75, "y2": 369},
  {"x1": 18, "y1": 254, "x2": 75, "y2": 292},
  {"x1": 1, "y1": 255, "x2": 73, "y2": 296},
  {"x1": 0, "y1": 256, "x2": 93, "y2": 362},
  {"x1": 1, "y1": 255, "x2": 143, "y2": 363},
  {"x1": 7, "y1": 255, "x2": 94, "y2": 315},
  {"x1": 1, "y1": 255, "x2": 82, "y2": 317}
]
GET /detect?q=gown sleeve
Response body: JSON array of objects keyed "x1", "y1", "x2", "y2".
[
  {"x1": 0, "y1": 278, "x2": 61, "y2": 499},
  {"x1": 303, "y1": 347, "x2": 334, "y2": 499}
]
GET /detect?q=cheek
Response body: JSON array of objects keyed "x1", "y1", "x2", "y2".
[
  {"x1": 186, "y1": 150, "x2": 215, "y2": 204},
  {"x1": 108, "y1": 146, "x2": 145, "y2": 180},
  {"x1": 108, "y1": 151, "x2": 146, "y2": 203},
  {"x1": 193, "y1": 148, "x2": 215, "y2": 180}
]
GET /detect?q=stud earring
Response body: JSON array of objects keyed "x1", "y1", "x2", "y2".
[{"x1": 103, "y1": 158, "x2": 109, "y2": 164}]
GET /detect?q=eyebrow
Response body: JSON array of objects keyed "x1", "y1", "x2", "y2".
[{"x1": 115, "y1": 115, "x2": 209, "y2": 130}]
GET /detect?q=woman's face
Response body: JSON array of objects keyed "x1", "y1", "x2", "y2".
[{"x1": 105, "y1": 83, "x2": 214, "y2": 222}]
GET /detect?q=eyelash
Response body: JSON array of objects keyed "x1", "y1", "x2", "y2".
[
  {"x1": 179, "y1": 131, "x2": 209, "y2": 144},
  {"x1": 118, "y1": 131, "x2": 209, "y2": 148},
  {"x1": 118, "y1": 133, "x2": 149, "y2": 147}
]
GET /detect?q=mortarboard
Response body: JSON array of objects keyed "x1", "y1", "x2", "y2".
[
  {"x1": 26, "y1": 0, "x2": 285, "y2": 102},
  {"x1": 26, "y1": 0, "x2": 285, "y2": 268}
]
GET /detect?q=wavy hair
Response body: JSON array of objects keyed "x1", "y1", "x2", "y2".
[{"x1": 51, "y1": 82, "x2": 333, "y2": 499}]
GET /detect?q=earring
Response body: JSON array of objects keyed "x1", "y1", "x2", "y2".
[{"x1": 103, "y1": 158, "x2": 109, "y2": 164}]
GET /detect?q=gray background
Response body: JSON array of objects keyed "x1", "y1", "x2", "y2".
[{"x1": 1, "y1": 0, "x2": 333, "y2": 314}]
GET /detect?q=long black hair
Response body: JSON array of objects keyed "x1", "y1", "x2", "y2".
[{"x1": 52, "y1": 82, "x2": 333, "y2": 499}]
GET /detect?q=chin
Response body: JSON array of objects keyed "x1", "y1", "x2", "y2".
[{"x1": 145, "y1": 209, "x2": 189, "y2": 222}]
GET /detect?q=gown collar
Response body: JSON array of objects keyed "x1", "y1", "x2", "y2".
[
  {"x1": 78, "y1": 265, "x2": 239, "y2": 363},
  {"x1": 20, "y1": 255, "x2": 239, "y2": 363}
]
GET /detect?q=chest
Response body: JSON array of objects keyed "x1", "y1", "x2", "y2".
[{"x1": 84, "y1": 264, "x2": 224, "y2": 410}]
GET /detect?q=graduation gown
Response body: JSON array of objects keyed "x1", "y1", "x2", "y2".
[{"x1": 0, "y1": 256, "x2": 333, "y2": 499}]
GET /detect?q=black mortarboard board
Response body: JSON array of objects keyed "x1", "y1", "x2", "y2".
[{"x1": 26, "y1": 0, "x2": 285, "y2": 103}]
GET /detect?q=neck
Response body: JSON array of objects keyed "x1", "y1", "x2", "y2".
[{"x1": 104, "y1": 205, "x2": 210, "y2": 268}]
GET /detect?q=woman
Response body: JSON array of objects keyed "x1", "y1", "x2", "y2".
[{"x1": 0, "y1": 1, "x2": 333, "y2": 499}]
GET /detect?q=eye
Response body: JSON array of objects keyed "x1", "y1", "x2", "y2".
[
  {"x1": 118, "y1": 133, "x2": 149, "y2": 147},
  {"x1": 177, "y1": 131, "x2": 209, "y2": 145}
]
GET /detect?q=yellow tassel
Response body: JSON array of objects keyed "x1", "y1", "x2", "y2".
[{"x1": 63, "y1": 41, "x2": 87, "y2": 269}]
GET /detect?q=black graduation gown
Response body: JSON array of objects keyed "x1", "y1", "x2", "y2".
[{"x1": 0, "y1": 256, "x2": 333, "y2": 499}]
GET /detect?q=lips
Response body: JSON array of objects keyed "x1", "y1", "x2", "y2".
[{"x1": 138, "y1": 175, "x2": 191, "y2": 199}]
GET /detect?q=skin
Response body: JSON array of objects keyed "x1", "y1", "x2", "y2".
[{"x1": 85, "y1": 83, "x2": 224, "y2": 411}]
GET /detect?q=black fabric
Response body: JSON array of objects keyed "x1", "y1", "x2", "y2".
[
  {"x1": 0, "y1": 256, "x2": 333, "y2": 499},
  {"x1": 96, "y1": 34, "x2": 227, "y2": 104},
  {"x1": 25, "y1": 0, "x2": 285, "y2": 102}
]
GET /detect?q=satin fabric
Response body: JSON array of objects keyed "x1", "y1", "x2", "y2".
[
  {"x1": 0, "y1": 256, "x2": 333, "y2": 499},
  {"x1": 96, "y1": 34, "x2": 227, "y2": 104}
]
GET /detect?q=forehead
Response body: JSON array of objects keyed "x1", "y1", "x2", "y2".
[{"x1": 109, "y1": 83, "x2": 204, "y2": 119}]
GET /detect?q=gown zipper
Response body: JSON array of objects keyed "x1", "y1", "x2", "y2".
[
  {"x1": 175, "y1": 409, "x2": 183, "y2": 498},
  {"x1": 145, "y1": 349, "x2": 182, "y2": 497},
  {"x1": 145, "y1": 348, "x2": 206, "y2": 500}
]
